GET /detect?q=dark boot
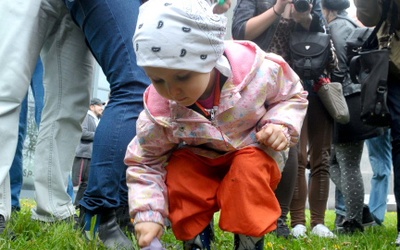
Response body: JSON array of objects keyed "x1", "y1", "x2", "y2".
[
  {"x1": 78, "y1": 206, "x2": 134, "y2": 249},
  {"x1": 98, "y1": 210, "x2": 134, "y2": 249},
  {"x1": 115, "y1": 206, "x2": 135, "y2": 234},
  {"x1": 234, "y1": 234, "x2": 264, "y2": 250},
  {"x1": 183, "y1": 222, "x2": 214, "y2": 250}
]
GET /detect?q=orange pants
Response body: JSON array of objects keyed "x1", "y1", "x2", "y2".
[{"x1": 166, "y1": 147, "x2": 282, "y2": 240}]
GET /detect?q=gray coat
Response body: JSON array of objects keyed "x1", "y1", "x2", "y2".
[{"x1": 75, "y1": 112, "x2": 97, "y2": 159}]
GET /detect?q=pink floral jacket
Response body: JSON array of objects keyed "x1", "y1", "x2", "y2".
[{"x1": 125, "y1": 40, "x2": 308, "y2": 226}]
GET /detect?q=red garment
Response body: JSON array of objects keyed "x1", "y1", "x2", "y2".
[{"x1": 166, "y1": 147, "x2": 282, "y2": 240}]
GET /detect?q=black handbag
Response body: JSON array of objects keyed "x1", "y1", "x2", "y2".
[
  {"x1": 289, "y1": 31, "x2": 331, "y2": 80},
  {"x1": 350, "y1": 0, "x2": 396, "y2": 127}
]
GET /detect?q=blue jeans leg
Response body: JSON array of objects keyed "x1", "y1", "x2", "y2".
[
  {"x1": 9, "y1": 96, "x2": 28, "y2": 212},
  {"x1": 64, "y1": 0, "x2": 150, "y2": 212},
  {"x1": 366, "y1": 129, "x2": 392, "y2": 223},
  {"x1": 335, "y1": 187, "x2": 346, "y2": 216}
]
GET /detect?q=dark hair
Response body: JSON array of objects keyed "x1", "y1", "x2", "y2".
[{"x1": 321, "y1": 0, "x2": 350, "y2": 11}]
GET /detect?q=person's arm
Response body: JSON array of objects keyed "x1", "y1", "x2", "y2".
[
  {"x1": 354, "y1": 0, "x2": 382, "y2": 26},
  {"x1": 125, "y1": 110, "x2": 178, "y2": 247},
  {"x1": 80, "y1": 115, "x2": 95, "y2": 141},
  {"x1": 232, "y1": 0, "x2": 291, "y2": 41},
  {"x1": 255, "y1": 53, "x2": 309, "y2": 147}
]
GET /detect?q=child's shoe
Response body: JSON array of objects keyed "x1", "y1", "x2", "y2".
[
  {"x1": 183, "y1": 223, "x2": 214, "y2": 250},
  {"x1": 233, "y1": 234, "x2": 264, "y2": 250}
]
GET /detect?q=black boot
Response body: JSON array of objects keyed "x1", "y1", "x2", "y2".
[
  {"x1": 78, "y1": 206, "x2": 134, "y2": 249},
  {"x1": 98, "y1": 210, "x2": 134, "y2": 249},
  {"x1": 183, "y1": 222, "x2": 214, "y2": 250},
  {"x1": 115, "y1": 206, "x2": 135, "y2": 234},
  {"x1": 234, "y1": 234, "x2": 264, "y2": 250}
]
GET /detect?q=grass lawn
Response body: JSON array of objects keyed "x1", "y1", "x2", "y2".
[{"x1": 0, "y1": 199, "x2": 398, "y2": 249}]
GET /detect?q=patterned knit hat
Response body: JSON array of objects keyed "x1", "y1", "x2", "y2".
[{"x1": 133, "y1": 0, "x2": 227, "y2": 73}]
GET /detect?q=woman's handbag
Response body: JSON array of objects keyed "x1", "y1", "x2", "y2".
[
  {"x1": 317, "y1": 81, "x2": 350, "y2": 124},
  {"x1": 349, "y1": 0, "x2": 395, "y2": 127}
]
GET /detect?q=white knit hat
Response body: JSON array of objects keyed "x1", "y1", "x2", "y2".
[{"x1": 133, "y1": 0, "x2": 227, "y2": 74}]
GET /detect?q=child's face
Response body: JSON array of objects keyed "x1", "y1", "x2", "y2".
[{"x1": 144, "y1": 66, "x2": 213, "y2": 107}]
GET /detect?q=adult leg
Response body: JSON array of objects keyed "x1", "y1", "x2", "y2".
[
  {"x1": 387, "y1": 73, "x2": 400, "y2": 242},
  {"x1": 307, "y1": 94, "x2": 332, "y2": 229},
  {"x1": 273, "y1": 145, "x2": 298, "y2": 237},
  {"x1": 335, "y1": 141, "x2": 365, "y2": 232},
  {"x1": 9, "y1": 58, "x2": 44, "y2": 212},
  {"x1": 65, "y1": 0, "x2": 150, "y2": 211},
  {"x1": 290, "y1": 117, "x2": 308, "y2": 228},
  {"x1": 9, "y1": 96, "x2": 28, "y2": 212},
  {"x1": 0, "y1": 0, "x2": 45, "y2": 224},
  {"x1": 366, "y1": 128, "x2": 392, "y2": 223},
  {"x1": 64, "y1": 0, "x2": 149, "y2": 247},
  {"x1": 31, "y1": 0, "x2": 94, "y2": 222},
  {"x1": 330, "y1": 147, "x2": 346, "y2": 227}
]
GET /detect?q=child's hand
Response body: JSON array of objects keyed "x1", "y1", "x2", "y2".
[
  {"x1": 256, "y1": 124, "x2": 290, "y2": 151},
  {"x1": 213, "y1": 0, "x2": 231, "y2": 14},
  {"x1": 135, "y1": 222, "x2": 164, "y2": 248}
]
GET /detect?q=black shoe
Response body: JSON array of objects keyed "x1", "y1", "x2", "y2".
[
  {"x1": 115, "y1": 206, "x2": 135, "y2": 234},
  {"x1": 361, "y1": 205, "x2": 376, "y2": 227},
  {"x1": 272, "y1": 218, "x2": 290, "y2": 238},
  {"x1": 0, "y1": 215, "x2": 6, "y2": 234},
  {"x1": 234, "y1": 234, "x2": 264, "y2": 250},
  {"x1": 335, "y1": 214, "x2": 345, "y2": 229},
  {"x1": 183, "y1": 222, "x2": 214, "y2": 250},
  {"x1": 341, "y1": 219, "x2": 364, "y2": 234}
]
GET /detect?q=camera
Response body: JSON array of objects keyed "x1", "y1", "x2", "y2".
[{"x1": 293, "y1": 0, "x2": 311, "y2": 13}]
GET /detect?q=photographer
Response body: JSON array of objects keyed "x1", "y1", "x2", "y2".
[{"x1": 232, "y1": 0, "x2": 336, "y2": 238}]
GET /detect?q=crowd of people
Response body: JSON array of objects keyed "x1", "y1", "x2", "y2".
[{"x1": 0, "y1": 0, "x2": 400, "y2": 249}]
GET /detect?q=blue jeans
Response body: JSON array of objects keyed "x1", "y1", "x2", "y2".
[
  {"x1": 335, "y1": 187, "x2": 346, "y2": 217},
  {"x1": 387, "y1": 72, "x2": 400, "y2": 232},
  {"x1": 64, "y1": 0, "x2": 150, "y2": 212},
  {"x1": 366, "y1": 129, "x2": 392, "y2": 223},
  {"x1": 9, "y1": 59, "x2": 44, "y2": 211}
]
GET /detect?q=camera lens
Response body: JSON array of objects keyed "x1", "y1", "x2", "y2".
[{"x1": 294, "y1": 0, "x2": 310, "y2": 12}]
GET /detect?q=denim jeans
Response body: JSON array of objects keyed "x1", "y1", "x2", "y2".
[
  {"x1": 0, "y1": 0, "x2": 94, "y2": 221},
  {"x1": 9, "y1": 58, "x2": 44, "y2": 212},
  {"x1": 387, "y1": 72, "x2": 400, "y2": 232},
  {"x1": 63, "y1": 0, "x2": 151, "y2": 212},
  {"x1": 366, "y1": 129, "x2": 392, "y2": 223}
]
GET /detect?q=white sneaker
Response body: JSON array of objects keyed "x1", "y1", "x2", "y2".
[
  {"x1": 311, "y1": 224, "x2": 336, "y2": 238},
  {"x1": 291, "y1": 224, "x2": 307, "y2": 238},
  {"x1": 395, "y1": 232, "x2": 400, "y2": 246}
]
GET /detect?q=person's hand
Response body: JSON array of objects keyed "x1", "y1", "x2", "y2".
[
  {"x1": 213, "y1": 0, "x2": 232, "y2": 14},
  {"x1": 135, "y1": 222, "x2": 164, "y2": 248},
  {"x1": 273, "y1": 0, "x2": 292, "y2": 14},
  {"x1": 256, "y1": 124, "x2": 290, "y2": 151}
]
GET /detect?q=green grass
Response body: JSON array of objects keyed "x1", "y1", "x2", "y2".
[{"x1": 1, "y1": 199, "x2": 399, "y2": 249}]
